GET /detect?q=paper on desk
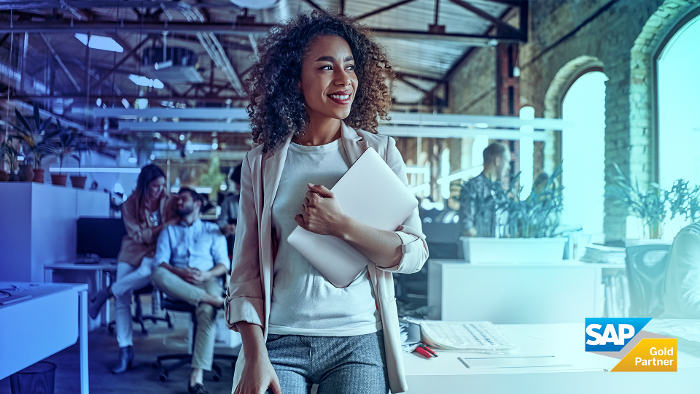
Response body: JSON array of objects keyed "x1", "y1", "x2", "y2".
[
  {"x1": 420, "y1": 321, "x2": 517, "y2": 353},
  {"x1": 458, "y1": 356, "x2": 571, "y2": 369}
]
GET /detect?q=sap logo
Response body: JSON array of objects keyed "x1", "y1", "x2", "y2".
[
  {"x1": 585, "y1": 318, "x2": 652, "y2": 352},
  {"x1": 586, "y1": 324, "x2": 635, "y2": 346}
]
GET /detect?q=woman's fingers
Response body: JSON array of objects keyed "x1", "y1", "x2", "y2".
[
  {"x1": 294, "y1": 214, "x2": 305, "y2": 228},
  {"x1": 307, "y1": 183, "x2": 333, "y2": 198},
  {"x1": 269, "y1": 377, "x2": 283, "y2": 394}
]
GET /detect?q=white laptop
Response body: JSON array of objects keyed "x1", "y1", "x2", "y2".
[{"x1": 287, "y1": 147, "x2": 418, "y2": 288}]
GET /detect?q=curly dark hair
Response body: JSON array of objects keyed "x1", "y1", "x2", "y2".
[{"x1": 247, "y1": 11, "x2": 395, "y2": 152}]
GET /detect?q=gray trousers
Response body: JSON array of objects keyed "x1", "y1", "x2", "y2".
[
  {"x1": 265, "y1": 331, "x2": 389, "y2": 394},
  {"x1": 151, "y1": 267, "x2": 222, "y2": 371}
]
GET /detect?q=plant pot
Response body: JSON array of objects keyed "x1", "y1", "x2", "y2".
[
  {"x1": 18, "y1": 164, "x2": 34, "y2": 182},
  {"x1": 70, "y1": 175, "x2": 87, "y2": 189},
  {"x1": 0, "y1": 171, "x2": 8, "y2": 181},
  {"x1": 33, "y1": 168, "x2": 45, "y2": 183},
  {"x1": 8, "y1": 172, "x2": 19, "y2": 181},
  {"x1": 51, "y1": 174, "x2": 68, "y2": 186},
  {"x1": 460, "y1": 237, "x2": 568, "y2": 264}
]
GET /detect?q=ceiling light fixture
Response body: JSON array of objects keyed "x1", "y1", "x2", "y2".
[
  {"x1": 75, "y1": 33, "x2": 124, "y2": 52},
  {"x1": 128, "y1": 74, "x2": 164, "y2": 89},
  {"x1": 230, "y1": 0, "x2": 280, "y2": 9}
]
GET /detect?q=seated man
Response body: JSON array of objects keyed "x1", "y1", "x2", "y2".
[
  {"x1": 151, "y1": 186, "x2": 230, "y2": 394},
  {"x1": 660, "y1": 223, "x2": 700, "y2": 318}
]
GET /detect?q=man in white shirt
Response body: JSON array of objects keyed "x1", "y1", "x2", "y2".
[{"x1": 151, "y1": 186, "x2": 230, "y2": 394}]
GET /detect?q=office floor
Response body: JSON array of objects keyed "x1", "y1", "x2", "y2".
[{"x1": 0, "y1": 300, "x2": 238, "y2": 394}]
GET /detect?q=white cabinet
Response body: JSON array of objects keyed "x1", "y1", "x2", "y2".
[
  {"x1": 427, "y1": 259, "x2": 607, "y2": 323},
  {"x1": 0, "y1": 183, "x2": 109, "y2": 282}
]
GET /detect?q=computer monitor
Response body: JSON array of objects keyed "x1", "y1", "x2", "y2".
[{"x1": 76, "y1": 217, "x2": 127, "y2": 259}]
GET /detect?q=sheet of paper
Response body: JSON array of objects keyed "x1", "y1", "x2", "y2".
[{"x1": 458, "y1": 356, "x2": 571, "y2": 369}]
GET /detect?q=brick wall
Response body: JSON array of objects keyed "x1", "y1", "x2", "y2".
[{"x1": 446, "y1": 0, "x2": 698, "y2": 240}]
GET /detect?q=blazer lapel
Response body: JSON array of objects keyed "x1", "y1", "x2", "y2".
[{"x1": 340, "y1": 122, "x2": 368, "y2": 165}]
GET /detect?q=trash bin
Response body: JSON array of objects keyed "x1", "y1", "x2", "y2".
[{"x1": 10, "y1": 361, "x2": 56, "y2": 394}]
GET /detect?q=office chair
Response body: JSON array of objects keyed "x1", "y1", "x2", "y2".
[
  {"x1": 108, "y1": 284, "x2": 172, "y2": 335},
  {"x1": 625, "y1": 244, "x2": 672, "y2": 318},
  {"x1": 153, "y1": 296, "x2": 237, "y2": 382}
]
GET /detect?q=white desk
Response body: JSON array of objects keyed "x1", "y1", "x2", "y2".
[
  {"x1": 44, "y1": 261, "x2": 118, "y2": 328},
  {"x1": 0, "y1": 282, "x2": 89, "y2": 394},
  {"x1": 428, "y1": 260, "x2": 610, "y2": 323},
  {"x1": 404, "y1": 323, "x2": 700, "y2": 393}
]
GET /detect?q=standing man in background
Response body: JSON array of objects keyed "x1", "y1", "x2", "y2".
[
  {"x1": 217, "y1": 163, "x2": 241, "y2": 257},
  {"x1": 460, "y1": 142, "x2": 511, "y2": 238}
]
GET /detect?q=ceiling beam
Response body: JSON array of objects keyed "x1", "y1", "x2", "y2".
[
  {"x1": 11, "y1": 94, "x2": 247, "y2": 103},
  {"x1": 447, "y1": 0, "x2": 524, "y2": 40},
  {"x1": 353, "y1": 0, "x2": 417, "y2": 21},
  {"x1": 0, "y1": 21, "x2": 527, "y2": 43},
  {"x1": 93, "y1": 36, "x2": 152, "y2": 89},
  {"x1": 39, "y1": 33, "x2": 81, "y2": 92}
]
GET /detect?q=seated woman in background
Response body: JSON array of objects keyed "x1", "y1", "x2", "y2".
[{"x1": 88, "y1": 164, "x2": 179, "y2": 373}]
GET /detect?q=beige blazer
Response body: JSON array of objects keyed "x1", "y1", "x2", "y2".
[
  {"x1": 225, "y1": 123, "x2": 429, "y2": 393},
  {"x1": 117, "y1": 193, "x2": 179, "y2": 267}
]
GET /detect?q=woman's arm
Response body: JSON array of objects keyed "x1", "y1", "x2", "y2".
[
  {"x1": 296, "y1": 184, "x2": 403, "y2": 269},
  {"x1": 233, "y1": 323, "x2": 281, "y2": 394},
  {"x1": 295, "y1": 137, "x2": 429, "y2": 271},
  {"x1": 122, "y1": 197, "x2": 178, "y2": 245},
  {"x1": 225, "y1": 152, "x2": 265, "y2": 330}
]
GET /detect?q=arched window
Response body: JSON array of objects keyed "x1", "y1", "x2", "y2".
[
  {"x1": 657, "y1": 13, "x2": 700, "y2": 238},
  {"x1": 561, "y1": 71, "x2": 608, "y2": 243}
]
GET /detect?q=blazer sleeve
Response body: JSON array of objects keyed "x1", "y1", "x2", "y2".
[
  {"x1": 224, "y1": 152, "x2": 264, "y2": 331},
  {"x1": 122, "y1": 197, "x2": 155, "y2": 245},
  {"x1": 377, "y1": 136, "x2": 429, "y2": 275}
]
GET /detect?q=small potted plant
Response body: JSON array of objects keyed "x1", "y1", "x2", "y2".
[
  {"x1": 1, "y1": 140, "x2": 19, "y2": 181},
  {"x1": 0, "y1": 140, "x2": 17, "y2": 181},
  {"x1": 70, "y1": 138, "x2": 90, "y2": 189},
  {"x1": 12, "y1": 104, "x2": 55, "y2": 183},
  {"x1": 39, "y1": 122, "x2": 77, "y2": 186},
  {"x1": 606, "y1": 164, "x2": 667, "y2": 239}
]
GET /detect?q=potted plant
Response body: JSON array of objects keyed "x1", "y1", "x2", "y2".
[
  {"x1": 39, "y1": 123, "x2": 77, "y2": 186},
  {"x1": 459, "y1": 164, "x2": 567, "y2": 264},
  {"x1": 606, "y1": 164, "x2": 667, "y2": 239},
  {"x1": 667, "y1": 179, "x2": 700, "y2": 224},
  {"x1": 70, "y1": 138, "x2": 90, "y2": 189},
  {"x1": 11, "y1": 104, "x2": 54, "y2": 183},
  {"x1": 1, "y1": 140, "x2": 19, "y2": 181},
  {"x1": 0, "y1": 140, "x2": 17, "y2": 181}
]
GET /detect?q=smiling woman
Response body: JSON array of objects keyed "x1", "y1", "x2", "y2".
[
  {"x1": 246, "y1": 11, "x2": 395, "y2": 152},
  {"x1": 228, "y1": 11, "x2": 428, "y2": 394}
]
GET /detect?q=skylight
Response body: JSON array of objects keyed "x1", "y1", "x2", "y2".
[{"x1": 74, "y1": 34, "x2": 124, "y2": 52}]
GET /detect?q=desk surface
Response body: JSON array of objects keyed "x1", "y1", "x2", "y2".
[
  {"x1": 0, "y1": 282, "x2": 88, "y2": 309},
  {"x1": 404, "y1": 322, "x2": 700, "y2": 393},
  {"x1": 430, "y1": 259, "x2": 624, "y2": 269},
  {"x1": 45, "y1": 261, "x2": 118, "y2": 270}
]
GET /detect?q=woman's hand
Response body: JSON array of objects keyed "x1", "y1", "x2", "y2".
[
  {"x1": 233, "y1": 349, "x2": 282, "y2": 394},
  {"x1": 294, "y1": 183, "x2": 346, "y2": 237}
]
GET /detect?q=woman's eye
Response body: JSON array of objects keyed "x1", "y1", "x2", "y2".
[
  {"x1": 347, "y1": 64, "x2": 356, "y2": 71},
  {"x1": 319, "y1": 65, "x2": 332, "y2": 70}
]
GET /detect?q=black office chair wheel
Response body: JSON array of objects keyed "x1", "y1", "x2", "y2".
[
  {"x1": 152, "y1": 361, "x2": 160, "y2": 369},
  {"x1": 212, "y1": 373, "x2": 221, "y2": 382},
  {"x1": 159, "y1": 371, "x2": 168, "y2": 382},
  {"x1": 141, "y1": 327, "x2": 149, "y2": 335},
  {"x1": 107, "y1": 324, "x2": 115, "y2": 334}
]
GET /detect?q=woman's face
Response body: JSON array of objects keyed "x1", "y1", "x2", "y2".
[
  {"x1": 146, "y1": 176, "x2": 165, "y2": 201},
  {"x1": 300, "y1": 35, "x2": 358, "y2": 122}
]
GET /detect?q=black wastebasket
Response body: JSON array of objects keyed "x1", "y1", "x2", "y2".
[{"x1": 10, "y1": 361, "x2": 56, "y2": 394}]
